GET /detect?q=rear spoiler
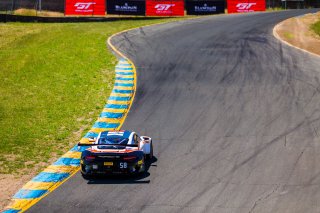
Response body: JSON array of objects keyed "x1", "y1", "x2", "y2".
[{"x1": 77, "y1": 143, "x2": 138, "y2": 147}]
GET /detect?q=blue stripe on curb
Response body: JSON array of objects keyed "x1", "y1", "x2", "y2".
[
  {"x1": 112, "y1": 89, "x2": 133, "y2": 94},
  {"x1": 83, "y1": 132, "x2": 99, "y2": 138},
  {"x1": 13, "y1": 189, "x2": 48, "y2": 199},
  {"x1": 3, "y1": 209, "x2": 20, "y2": 213},
  {"x1": 53, "y1": 158, "x2": 81, "y2": 166},
  {"x1": 93, "y1": 122, "x2": 119, "y2": 129},
  {"x1": 115, "y1": 67, "x2": 133, "y2": 70},
  {"x1": 109, "y1": 96, "x2": 131, "y2": 101},
  {"x1": 105, "y1": 104, "x2": 128, "y2": 109},
  {"x1": 114, "y1": 83, "x2": 134, "y2": 87},
  {"x1": 116, "y1": 77, "x2": 134, "y2": 81},
  {"x1": 116, "y1": 72, "x2": 134, "y2": 75},
  {"x1": 70, "y1": 145, "x2": 89, "y2": 152},
  {"x1": 100, "y1": 112, "x2": 123, "y2": 119},
  {"x1": 32, "y1": 172, "x2": 70, "y2": 183}
]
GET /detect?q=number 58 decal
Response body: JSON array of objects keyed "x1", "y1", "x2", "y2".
[{"x1": 120, "y1": 162, "x2": 128, "y2": 169}]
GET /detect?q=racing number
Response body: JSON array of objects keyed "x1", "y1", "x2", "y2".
[{"x1": 120, "y1": 162, "x2": 127, "y2": 169}]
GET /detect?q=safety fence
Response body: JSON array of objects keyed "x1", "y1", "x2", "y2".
[{"x1": 0, "y1": 0, "x2": 64, "y2": 14}]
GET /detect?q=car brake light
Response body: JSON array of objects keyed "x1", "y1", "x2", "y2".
[
  {"x1": 123, "y1": 156, "x2": 136, "y2": 161},
  {"x1": 85, "y1": 156, "x2": 95, "y2": 160}
]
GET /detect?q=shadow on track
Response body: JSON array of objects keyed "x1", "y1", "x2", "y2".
[{"x1": 85, "y1": 156, "x2": 157, "y2": 185}]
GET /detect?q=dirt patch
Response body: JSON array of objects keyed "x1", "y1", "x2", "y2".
[
  {"x1": 13, "y1": 9, "x2": 64, "y2": 17},
  {"x1": 274, "y1": 12, "x2": 320, "y2": 56},
  {"x1": 0, "y1": 174, "x2": 33, "y2": 211}
]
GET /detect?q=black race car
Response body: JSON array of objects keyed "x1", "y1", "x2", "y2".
[{"x1": 79, "y1": 130, "x2": 153, "y2": 178}]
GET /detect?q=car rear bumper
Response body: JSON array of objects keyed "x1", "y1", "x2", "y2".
[{"x1": 80, "y1": 160, "x2": 144, "y2": 176}]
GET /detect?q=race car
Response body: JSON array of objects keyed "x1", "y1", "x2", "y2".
[{"x1": 79, "y1": 130, "x2": 153, "y2": 178}]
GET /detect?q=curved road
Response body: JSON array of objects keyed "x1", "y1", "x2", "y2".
[{"x1": 30, "y1": 9, "x2": 320, "y2": 213}]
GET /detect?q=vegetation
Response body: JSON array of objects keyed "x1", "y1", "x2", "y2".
[
  {"x1": 266, "y1": 7, "x2": 285, "y2": 11},
  {"x1": 283, "y1": 31, "x2": 294, "y2": 40},
  {"x1": 12, "y1": 9, "x2": 65, "y2": 17},
  {"x1": 0, "y1": 18, "x2": 183, "y2": 174},
  {"x1": 311, "y1": 20, "x2": 320, "y2": 36}
]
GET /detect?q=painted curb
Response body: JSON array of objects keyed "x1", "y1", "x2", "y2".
[
  {"x1": 273, "y1": 14, "x2": 320, "y2": 59},
  {"x1": 2, "y1": 58, "x2": 136, "y2": 213}
]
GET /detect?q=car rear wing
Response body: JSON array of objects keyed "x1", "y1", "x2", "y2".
[{"x1": 77, "y1": 143, "x2": 138, "y2": 147}]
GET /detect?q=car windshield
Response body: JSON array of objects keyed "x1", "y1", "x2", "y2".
[{"x1": 98, "y1": 136, "x2": 128, "y2": 145}]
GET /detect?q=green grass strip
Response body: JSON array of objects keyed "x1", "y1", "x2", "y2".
[{"x1": 311, "y1": 19, "x2": 320, "y2": 36}]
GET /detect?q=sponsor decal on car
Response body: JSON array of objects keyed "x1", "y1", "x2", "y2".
[{"x1": 107, "y1": 131, "x2": 125, "y2": 136}]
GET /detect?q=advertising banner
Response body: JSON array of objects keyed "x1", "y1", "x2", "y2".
[
  {"x1": 186, "y1": 0, "x2": 225, "y2": 15},
  {"x1": 65, "y1": 0, "x2": 105, "y2": 15},
  {"x1": 146, "y1": 0, "x2": 184, "y2": 16},
  {"x1": 227, "y1": 0, "x2": 266, "y2": 13},
  {"x1": 107, "y1": 0, "x2": 145, "y2": 15}
]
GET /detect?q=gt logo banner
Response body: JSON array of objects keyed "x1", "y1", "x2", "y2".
[
  {"x1": 155, "y1": 4, "x2": 175, "y2": 11},
  {"x1": 236, "y1": 3, "x2": 256, "y2": 10},
  {"x1": 146, "y1": 0, "x2": 184, "y2": 16},
  {"x1": 65, "y1": 0, "x2": 105, "y2": 15},
  {"x1": 74, "y1": 2, "x2": 96, "y2": 11},
  {"x1": 227, "y1": 0, "x2": 265, "y2": 13}
]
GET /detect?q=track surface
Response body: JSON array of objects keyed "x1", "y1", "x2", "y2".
[{"x1": 30, "y1": 10, "x2": 320, "y2": 213}]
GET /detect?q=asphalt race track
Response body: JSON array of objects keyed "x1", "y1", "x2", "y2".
[{"x1": 29, "y1": 9, "x2": 320, "y2": 213}]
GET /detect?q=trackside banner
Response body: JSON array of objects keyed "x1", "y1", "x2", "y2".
[
  {"x1": 65, "y1": 0, "x2": 105, "y2": 15},
  {"x1": 227, "y1": 0, "x2": 266, "y2": 13},
  {"x1": 107, "y1": 0, "x2": 145, "y2": 15},
  {"x1": 146, "y1": 0, "x2": 184, "y2": 16},
  {"x1": 186, "y1": 0, "x2": 225, "y2": 15}
]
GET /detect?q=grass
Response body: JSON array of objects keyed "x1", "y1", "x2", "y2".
[
  {"x1": 266, "y1": 7, "x2": 285, "y2": 12},
  {"x1": 0, "y1": 18, "x2": 185, "y2": 175},
  {"x1": 283, "y1": 31, "x2": 294, "y2": 40},
  {"x1": 311, "y1": 20, "x2": 320, "y2": 36}
]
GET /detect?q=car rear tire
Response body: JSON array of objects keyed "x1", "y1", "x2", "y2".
[{"x1": 81, "y1": 173, "x2": 92, "y2": 180}]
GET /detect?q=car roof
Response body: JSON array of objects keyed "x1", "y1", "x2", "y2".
[{"x1": 99, "y1": 130, "x2": 133, "y2": 139}]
